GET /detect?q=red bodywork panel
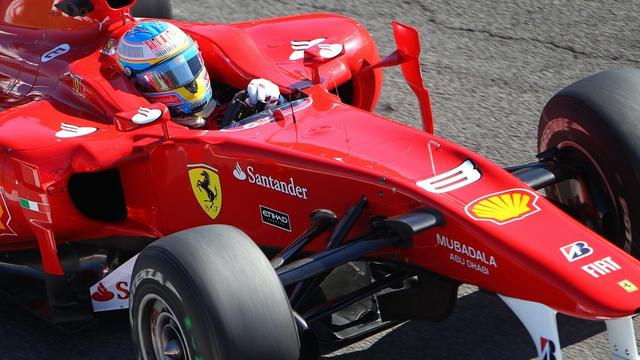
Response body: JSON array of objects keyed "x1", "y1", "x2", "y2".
[{"x1": 0, "y1": 0, "x2": 639, "y2": 321}]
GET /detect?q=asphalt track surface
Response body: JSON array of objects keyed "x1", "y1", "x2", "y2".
[{"x1": 2, "y1": 1, "x2": 639, "y2": 359}]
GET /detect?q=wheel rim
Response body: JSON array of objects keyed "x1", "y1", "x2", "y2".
[
  {"x1": 549, "y1": 141, "x2": 621, "y2": 244},
  {"x1": 138, "y1": 293, "x2": 191, "y2": 360}
]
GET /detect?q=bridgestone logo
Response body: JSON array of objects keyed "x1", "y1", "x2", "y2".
[
  {"x1": 559, "y1": 241, "x2": 593, "y2": 262},
  {"x1": 260, "y1": 205, "x2": 291, "y2": 232}
]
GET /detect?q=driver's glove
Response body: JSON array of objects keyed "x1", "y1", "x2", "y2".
[{"x1": 245, "y1": 78, "x2": 282, "y2": 111}]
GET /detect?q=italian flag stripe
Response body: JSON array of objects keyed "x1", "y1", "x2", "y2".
[{"x1": 19, "y1": 198, "x2": 50, "y2": 213}]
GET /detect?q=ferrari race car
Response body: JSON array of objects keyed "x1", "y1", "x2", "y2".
[{"x1": 1, "y1": 0, "x2": 640, "y2": 359}]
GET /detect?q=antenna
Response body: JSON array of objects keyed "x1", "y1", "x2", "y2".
[{"x1": 290, "y1": 96, "x2": 297, "y2": 125}]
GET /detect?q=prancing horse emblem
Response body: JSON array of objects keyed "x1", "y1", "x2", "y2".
[
  {"x1": 197, "y1": 170, "x2": 218, "y2": 209},
  {"x1": 188, "y1": 165, "x2": 222, "y2": 220}
]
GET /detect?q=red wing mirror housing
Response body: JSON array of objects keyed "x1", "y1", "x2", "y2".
[
  {"x1": 303, "y1": 41, "x2": 345, "y2": 85},
  {"x1": 364, "y1": 22, "x2": 434, "y2": 133},
  {"x1": 114, "y1": 102, "x2": 170, "y2": 137}
]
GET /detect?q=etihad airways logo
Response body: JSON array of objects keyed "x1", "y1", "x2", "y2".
[{"x1": 233, "y1": 162, "x2": 308, "y2": 199}]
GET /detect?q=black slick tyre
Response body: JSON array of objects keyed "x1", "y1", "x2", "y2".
[
  {"x1": 538, "y1": 68, "x2": 640, "y2": 257},
  {"x1": 130, "y1": 225, "x2": 300, "y2": 360}
]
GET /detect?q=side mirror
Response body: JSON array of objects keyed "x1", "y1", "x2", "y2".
[
  {"x1": 114, "y1": 103, "x2": 171, "y2": 137},
  {"x1": 303, "y1": 41, "x2": 345, "y2": 85},
  {"x1": 363, "y1": 21, "x2": 434, "y2": 133},
  {"x1": 393, "y1": 21, "x2": 420, "y2": 59},
  {"x1": 363, "y1": 22, "x2": 420, "y2": 71}
]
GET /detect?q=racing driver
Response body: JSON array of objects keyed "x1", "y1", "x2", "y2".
[{"x1": 116, "y1": 20, "x2": 283, "y2": 128}]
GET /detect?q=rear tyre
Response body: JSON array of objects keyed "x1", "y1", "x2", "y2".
[
  {"x1": 131, "y1": 0, "x2": 173, "y2": 19},
  {"x1": 130, "y1": 225, "x2": 300, "y2": 360},
  {"x1": 538, "y1": 69, "x2": 640, "y2": 258}
]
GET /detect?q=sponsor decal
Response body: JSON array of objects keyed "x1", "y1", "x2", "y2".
[
  {"x1": 41, "y1": 44, "x2": 70, "y2": 63},
  {"x1": 132, "y1": 107, "x2": 163, "y2": 125},
  {"x1": 145, "y1": 26, "x2": 182, "y2": 57},
  {"x1": 19, "y1": 198, "x2": 51, "y2": 213},
  {"x1": 96, "y1": 16, "x2": 110, "y2": 31},
  {"x1": 289, "y1": 38, "x2": 343, "y2": 61},
  {"x1": 539, "y1": 337, "x2": 557, "y2": 360},
  {"x1": 233, "y1": 162, "x2": 308, "y2": 199},
  {"x1": 91, "y1": 281, "x2": 129, "y2": 302},
  {"x1": 260, "y1": 205, "x2": 291, "y2": 232},
  {"x1": 233, "y1": 162, "x2": 247, "y2": 180},
  {"x1": 618, "y1": 280, "x2": 638, "y2": 293},
  {"x1": 90, "y1": 255, "x2": 136, "y2": 312},
  {"x1": 132, "y1": 268, "x2": 180, "y2": 300},
  {"x1": 0, "y1": 190, "x2": 16, "y2": 236},
  {"x1": 56, "y1": 123, "x2": 98, "y2": 138},
  {"x1": 465, "y1": 188, "x2": 541, "y2": 225},
  {"x1": 145, "y1": 92, "x2": 183, "y2": 105},
  {"x1": 417, "y1": 159, "x2": 481, "y2": 193},
  {"x1": 188, "y1": 164, "x2": 222, "y2": 220},
  {"x1": 91, "y1": 282, "x2": 114, "y2": 302},
  {"x1": 101, "y1": 38, "x2": 116, "y2": 55},
  {"x1": 581, "y1": 256, "x2": 621, "y2": 278},
  {"x1": 560, "y1": 241, "x2": 593, "y2": 262},
  {"x1": 70, "y1": 74, "x2": 84, "y2": 96},
  {"x1": 437, "y1": 234, "x2": 496, "y2": 275}
]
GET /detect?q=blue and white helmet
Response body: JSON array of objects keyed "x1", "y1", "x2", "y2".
[{"x1": 116, "y1": 21, "x2": 215, "y2": 121}]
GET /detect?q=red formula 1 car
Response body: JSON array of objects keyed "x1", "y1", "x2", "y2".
[{"x1": 1, "y1": 0, "x2": 640, "y2": 359}]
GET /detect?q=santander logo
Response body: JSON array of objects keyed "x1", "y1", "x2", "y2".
[
  {"x1": 232, "y1": 162, "x2": 308, "y2": 199},
  {"x1": 91, "y1": 281, "x2": 129, "y2": 302},
  {"x1": 91, "y1": 282, "x2": 114, "y2": 302},
  {"x1": 233, "y1": 162, "x2": 247, "y2": 180}
]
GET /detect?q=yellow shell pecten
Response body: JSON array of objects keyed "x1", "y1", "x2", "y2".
[{"x1": 470, "y1": 191, "x2": 533, "y2": 222}]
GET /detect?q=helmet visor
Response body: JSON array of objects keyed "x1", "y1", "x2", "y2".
[{"x1": 133, "y1": 44, "x2": 204, "y2": 93}]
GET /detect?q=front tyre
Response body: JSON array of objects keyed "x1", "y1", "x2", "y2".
[
  {"x1": 130, "y1": 225, "x2": 300, "y2": 360},
  {"x1": 538, "y1": 69, "x2": 640, "y2": 258}
]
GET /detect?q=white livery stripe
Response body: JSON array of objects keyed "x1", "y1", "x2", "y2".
[{"x1": 417, "y1": 160, "x2": 481, "y2": 194}]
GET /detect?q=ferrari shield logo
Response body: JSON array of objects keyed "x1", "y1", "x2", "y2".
[
  {"x1": 618, "y1": 280, "x2": 639, "y2": 293},
  {"x1": 188, "y1": 164, "x2": 222, "y2": 220},
  {"x1": 465, "y1": 188, "x2": 540, "y2": 225}
]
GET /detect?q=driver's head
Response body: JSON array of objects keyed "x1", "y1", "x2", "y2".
[{"x1": 116, "y1": 21, "x2": 215, "y2": 126}]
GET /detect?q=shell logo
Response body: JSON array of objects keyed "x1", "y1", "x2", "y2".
[{"x1": 465, "y1": 188, "x2": 541, "y2": 225}]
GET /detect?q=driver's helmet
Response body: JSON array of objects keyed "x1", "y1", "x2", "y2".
[{"x1": 116, "y1": 21, "x2": 215, "y2": 125}]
